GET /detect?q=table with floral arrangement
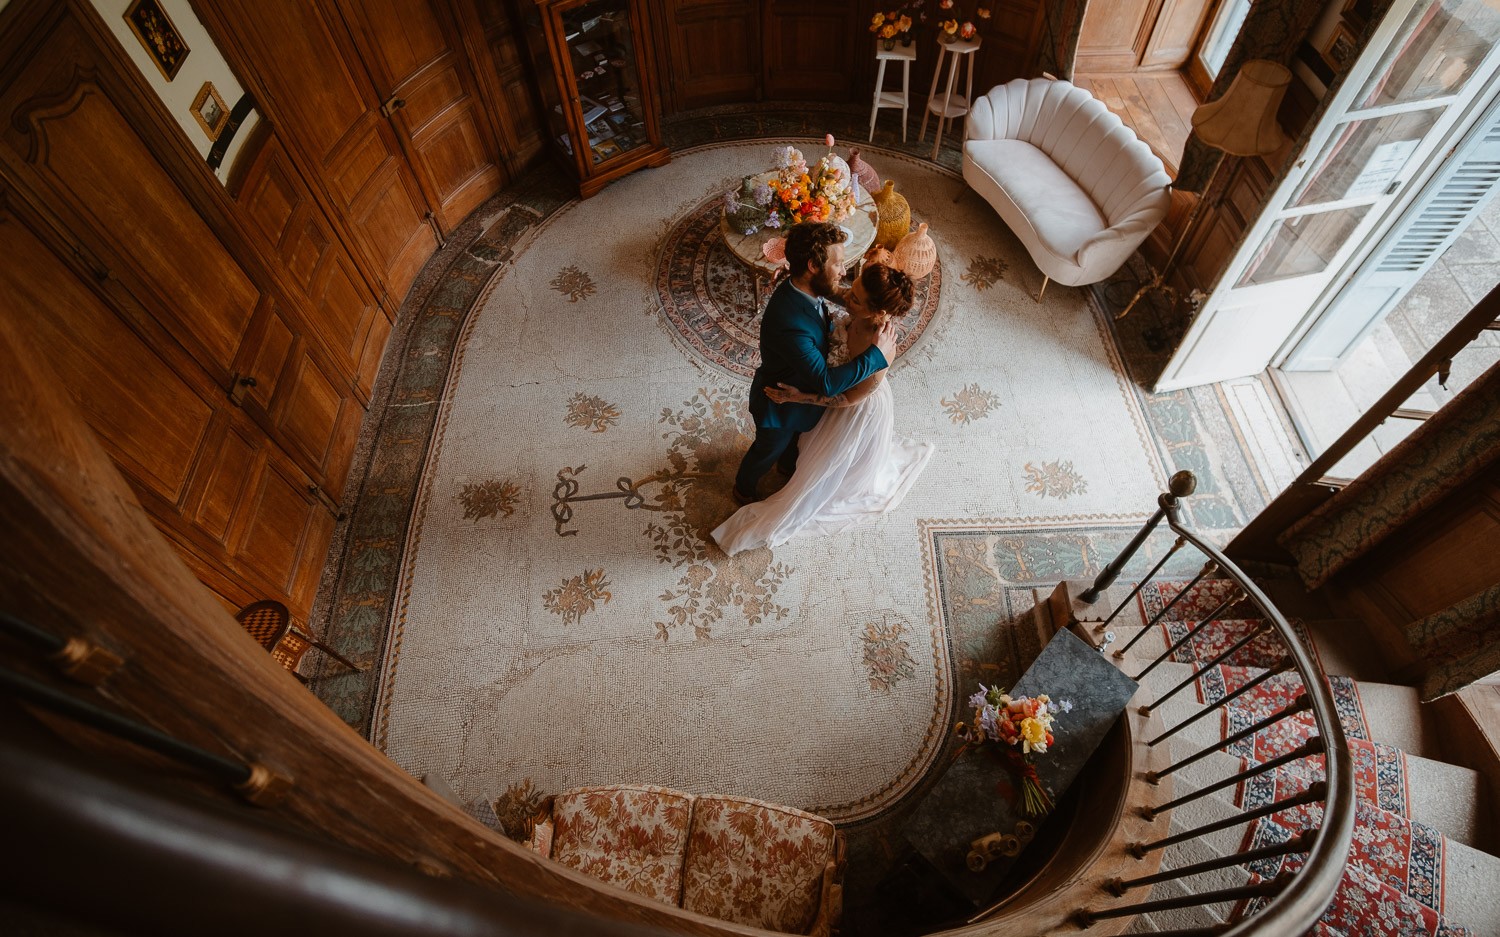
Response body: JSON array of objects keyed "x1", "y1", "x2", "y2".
[{"x1": 718, "y1": 138, "x2": 879, "y2": 303}]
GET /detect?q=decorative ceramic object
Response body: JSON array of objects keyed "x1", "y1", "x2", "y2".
[
  {"x1": 864, "y1": 245, "x2": 894, "y2": 268},
  {"x1": 872, "y1": 179, "x2": 910, "y2": 251},
  {"x1": 762, "y1": 236, "x2": 786, "y2": 265},
  {"x1": 892, "y1": 222, "x2": 936, "y2": 279},
  {"x1": 848, "y1": 148, "x2": 880, "y2": 194}
]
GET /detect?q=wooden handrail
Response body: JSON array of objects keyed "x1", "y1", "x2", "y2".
[{"x1": 1230, "y1": 281, "x2": 1500, "y2": 560}]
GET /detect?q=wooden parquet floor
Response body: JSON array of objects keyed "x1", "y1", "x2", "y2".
[{"x1": 1074, "y1": 71, "x2": 1200, "y2": 179}]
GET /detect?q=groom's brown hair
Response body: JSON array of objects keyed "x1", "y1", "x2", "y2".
[{"x1": 784, "y1": 222, "x2": 846, "y2": 278}]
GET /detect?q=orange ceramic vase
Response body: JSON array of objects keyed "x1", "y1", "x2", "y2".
[{"x1": 892, "y1": 222, "x2": 936, "y2": 279}]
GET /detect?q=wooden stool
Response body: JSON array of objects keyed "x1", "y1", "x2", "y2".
[
  {"x1": 869, "y1": 40, "x2": 917, "y2": 143},
  {"x1": 920, "y1": 36, "x2": 981, "y2": 160}
]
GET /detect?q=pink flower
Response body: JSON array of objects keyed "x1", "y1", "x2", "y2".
[{"x1": 825, "y1": 133, "x2": 836, "y2": 148}]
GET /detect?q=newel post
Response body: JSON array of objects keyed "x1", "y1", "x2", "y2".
[{"x1": 1079, "y1": 471, "x2": 1196, "y2": 604}]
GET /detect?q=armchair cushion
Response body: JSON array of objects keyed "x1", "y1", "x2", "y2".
[
  {"x1": 681, "y1": 794, "x2": 837, "y2": 934},
  {"x1": 964, "y1": 139, "x2": 1106, "y2": 268},
  {"x1": 550, "y1": 784, "x2": 695, "y2": 906}
]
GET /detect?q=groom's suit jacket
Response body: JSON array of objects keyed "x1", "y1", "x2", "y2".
[{"x1": 748, "y1": 279, "x2": 888, "y2": 432}]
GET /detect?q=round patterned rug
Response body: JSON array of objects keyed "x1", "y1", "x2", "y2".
[{"x1": 654, "y1": 193, "x2": 943, "y2": 380}]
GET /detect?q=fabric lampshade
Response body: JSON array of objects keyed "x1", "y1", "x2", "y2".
[{"x1": 1190, "y1": 59, "x2": 1291, "y2": 157}]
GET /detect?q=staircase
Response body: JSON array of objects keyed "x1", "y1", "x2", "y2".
[{"x1": 1062, "y1": 573, "x2": 1500, "y2": 936}]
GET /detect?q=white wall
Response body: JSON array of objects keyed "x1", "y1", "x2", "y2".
[{"x1": 87, "y1": 0, "x2": 260, "y2": 185}]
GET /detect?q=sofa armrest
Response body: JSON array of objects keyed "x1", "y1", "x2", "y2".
[
  {"x1": 807, "y1": 832, "x2": 846, "y2": 937},
  {"x1": 525, "y1": 816, "x2": 554, "y2": 857},
  {"x1": 1073, "y1": 209, "x2": 1166, "y2": 284},
  {"x1": 967, "y1": 90, "x2": 998, "y2": 142}
]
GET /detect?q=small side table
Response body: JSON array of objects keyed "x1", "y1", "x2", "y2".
[
  {"x1": 869, "y1": 40, "x2": 918, "y2": 142},
  {"x1": 920, "y1": 37, "x2": 981, "y2": 161}
]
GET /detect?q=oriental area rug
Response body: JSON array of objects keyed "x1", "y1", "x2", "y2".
[{"x1": 311, "y1": 121, "x2": 1289, "y2": 836}]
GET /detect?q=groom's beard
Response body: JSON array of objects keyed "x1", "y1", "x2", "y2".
[{"x1": 809, "y1": 262, "x2": 842, "y2": 299}]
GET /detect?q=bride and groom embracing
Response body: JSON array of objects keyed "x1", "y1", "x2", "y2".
[{"x1": 712, "y1": 221, "x2": 933, "y2": 556}]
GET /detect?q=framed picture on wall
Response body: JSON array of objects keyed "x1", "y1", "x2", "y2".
[
  {"x1": 124, "y1": 0, "x2": 190, "y2": 81},
  {"x1": 1323, "y1": 23, "x2": 1359, "y2": 74},
  {"x1": 191, "y1": 82, "x2": 229, "y2": 140}
]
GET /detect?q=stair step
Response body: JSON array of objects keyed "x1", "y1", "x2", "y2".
[
  {"x1": 1138, "y1": 578, "x2": 1248, "y2": 624},
  {"x1": 1350, "y1": 680, "x2": 1440, "y2": 759},
  {"x1": 1441, "y1": 838, "x2": 1500, "y2": 936},
  {"x1": 1301, "y1": 617, "x2": 1392, "y2": 682},
  {"x1": 1161, "y1": 617, "x2": 1315, "y2": 671}
]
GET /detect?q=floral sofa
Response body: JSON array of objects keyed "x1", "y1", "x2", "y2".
[{"x1": 524, "y1": 783, "x2": 845, "y2": 936}]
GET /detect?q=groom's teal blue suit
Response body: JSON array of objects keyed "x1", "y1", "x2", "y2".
[{"x1": 734, "y1": 279, "x2": 888, "y2": 500}]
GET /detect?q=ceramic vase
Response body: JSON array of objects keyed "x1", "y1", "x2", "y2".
[
  {"x1": 848, "y1": 148, "x2": 880, "y2": 195},
  {"x1": 872, "y1": 179, "x2": 910, "y2": 251},
  {"x1": 882, "y1": 38, "x2": 895, "y2": 51},
  {"x1": 892, "y1": 222, "x2": 936, "y2": 279}
]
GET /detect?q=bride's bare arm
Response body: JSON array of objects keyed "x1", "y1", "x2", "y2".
[{"x1": 766, "y1": 370, "x2": 884, "y2": 408}]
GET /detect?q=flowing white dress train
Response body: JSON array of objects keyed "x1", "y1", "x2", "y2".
[{"x1": 712, "y1": 360, "x2": 933, "y2": 556}]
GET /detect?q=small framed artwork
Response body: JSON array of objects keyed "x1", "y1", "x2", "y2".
[
  {"x1": 191, "y1": 82, "x2": 229, "y2": 140},
  {"x1": 124, "y1": 0, "x2": 190, "y2": 81},
  {"x1": 1323, "y1": 23, "x2": 1359, "y2": 73}
]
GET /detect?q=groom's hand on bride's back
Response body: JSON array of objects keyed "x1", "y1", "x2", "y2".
[{"x1": 875, "y1": 319, "x2": 899, "y2": 364}]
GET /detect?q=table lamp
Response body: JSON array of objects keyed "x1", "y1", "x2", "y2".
[{"x1": 1116, "y1": 59, "x2": 1292, "y2": 320}]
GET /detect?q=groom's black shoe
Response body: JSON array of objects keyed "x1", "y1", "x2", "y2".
[{"x1": 732, "y1": 486, "x2": 762, "y2": 506}]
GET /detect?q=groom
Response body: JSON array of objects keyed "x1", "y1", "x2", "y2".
[{"x1": 733, "y1": 222, "x2": 898, "y2": 505}]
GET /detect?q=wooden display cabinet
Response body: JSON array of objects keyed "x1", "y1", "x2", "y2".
[{"x1": 523, "y1": 0, "x2": 670, "y2": 197}]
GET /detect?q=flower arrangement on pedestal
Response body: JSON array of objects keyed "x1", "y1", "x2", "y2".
[
  {"x1": 955, "y1": 684, "x2": 1071, "y2": 817},
  {"x1": 934, "y1": 0, "x2": 991, "y2": 43},
  {"x1": 723, "y1": 137, "x2": 857, "y2": 235},
  {"x1": 869, "y1": 9, "x2": 914, "y2": 49}
]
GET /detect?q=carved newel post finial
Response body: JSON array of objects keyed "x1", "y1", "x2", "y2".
[{"x1": 1168, "y1": 470, "x2": 1197, "y2": 499}]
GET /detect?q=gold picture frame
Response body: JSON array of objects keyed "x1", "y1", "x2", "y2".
[
  {"x1": 124, "y1": 0, "x2": 190, "y2": 81},
  {"x1": 190, "y1": 82, "x2": 229, "y2": 140},
  {"x1": 1322, "y1": 23, "x2": 1359, "y2": 74}
]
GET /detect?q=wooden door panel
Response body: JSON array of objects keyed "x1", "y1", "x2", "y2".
[
  {"x1": 191, "y1": 417, "x2": 264, "y2": 546},
  {"x1": 237, "y1": 455, "x2": 325, "y2": 596},
  {"x1": 241, "y1": 151, "x2": 301, "y2": 253},
  {"x1": 275, "y1": 345, "x2": 361, "y2": 503},
  {"x1": 663, "y1": 0, "x2": 760, "y2": 109},
  {"x1": 0, "y1": 16, "x2": 259, "y2": 381},
  {"x1": 313, "y1": 249, "x2": 379, "y2": 373},
  {"x1": 239, "y1": 302, "x2": 296, "y2": 412},
  {"x1": 764, "y1": 5, "x2": 856, "y2": 100},
  {"x1": 401, "y1": 64, "x2": 469, "y2": 131},
  {"x1": 413, "y1": 105, "x2": 500, "y2": 223},
  {"x1": 347, "y1": 0, "x2": 450, "y2": 85},
  {"x1": 357, "y1": 309, "x2": 392, "y2": 398},
  {"x1": 1075, "y1": 0, "x2": 1160, "y2": 73},
  {"x1": 1141, "y1": 0, "x2": 1214, "y2": 70},
  {"x1": 0, "y1": 206, "x2": 214, "y2": 506}
]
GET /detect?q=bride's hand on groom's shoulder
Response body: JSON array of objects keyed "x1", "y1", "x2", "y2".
[
  {"x1": 765, "y1": 382, "x2": 809, "y2": 404},
  {"x1": 875, "y1": 318, "x2": 899, "y2": 362}
]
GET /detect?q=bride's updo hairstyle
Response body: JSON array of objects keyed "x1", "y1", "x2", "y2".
[{"x1": 861, "y1": 262, "x2": 915, "y2": 320}]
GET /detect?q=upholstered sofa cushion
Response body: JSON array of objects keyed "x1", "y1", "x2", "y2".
[
  {"x1": 680, "y1": 793, "x2": 837, "y2": 934},
  {"x1": 550, "y1": 784, "x2": 695, "y2": 906},
  {"x1": 963, "y1": 78, "x2": 1171, "y2": 287}
]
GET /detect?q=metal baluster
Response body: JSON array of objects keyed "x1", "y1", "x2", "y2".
[
  {"x1": 1143, "y1": 738, "x2": 1324, "y2": 818},
  {"x1": 1107, "y1": 831, "x2": 1314, "y2": 895},
  {"x1": 1148, "y1": 657, "x2": 1295, "y2": 745},
  {"x1": 1148, "y1": 695, "x2": 1312, "y2": 782},
  {"x1": 1096, "y1": 535, "x2": 1188, "y2": 632},
  {"x1": 1142, "y1": 622, "x2": 1269, "y2": 714},
  {"x1": 1129, "y1": 589, "x2": 1247, "y2": 678},
  {"x1": 1078, "y1": 876, "x2": 1284, "y2": 925},
  {"x1": 1113, "y1": 560, "x2": 1219, "y2": 658},
  {"x1": 1080, "y1": 471, "x2": 1196, "y2": 603},
  {"x1": 1131, "y1": 783, "x2": 1327, "y2": 856}
]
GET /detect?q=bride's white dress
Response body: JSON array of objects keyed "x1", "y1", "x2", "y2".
[{"x1": 712, "y1": 319, "x2": 933, "y2": 556}]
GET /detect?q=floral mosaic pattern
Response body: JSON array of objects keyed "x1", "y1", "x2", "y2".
[
  {"x1": 551, "y1": 785, "x2": 695, "y2": 905},
  {"x1": 1022, "y1": 459, "x2": 1088, "y2": 500},
  {"x1": 491, "y1": 777, "x2": 547, "y2": 842},
  {"x1": 940, "y1": 383, "x2": 1001, "y2": 424},
  {"x1": 654, "y1": 192, "x2": 942, "y2": 380},
  {"x1": 564, "y1": 392, "x2": 621, "y2": 433},
  {"x1": 455, "y1": 478, "x2": 521, "y2": 521},
  {"x1": 682, "y1": 795, "x2": 836, "y2": 933},
  {"x1": 551, "y1": 265, "x2": 596, "y2": 302},
  {"x1": 543, "y1": 568, "x2": 613, "y2": 625},
  {"x1": 861, "y1": 616, "x2": 917, "y2": 692},
  {"x1": 645, "y1": 386, "x2": 792, "y2": 641},
  {"x1": 959, "y1": 255, "x2": 1008, "y2": 290}
]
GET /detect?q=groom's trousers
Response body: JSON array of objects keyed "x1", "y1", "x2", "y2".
[{"x1": 734, "y1": 425, "x2": 800, "y2": 498}]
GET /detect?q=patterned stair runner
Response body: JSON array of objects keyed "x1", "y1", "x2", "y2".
[{"x1": 1135, "y1": 579, "x2": 1476, "y2": 936}]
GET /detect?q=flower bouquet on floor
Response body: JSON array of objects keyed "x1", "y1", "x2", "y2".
[{"x1": 955, "y1": 684, "x2": 1071, "y2": 817}]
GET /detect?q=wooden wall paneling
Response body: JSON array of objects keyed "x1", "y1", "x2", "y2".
[
  {"x1": 0, "y1": 11, "x2": 260, "y2": 389},
  {"x1": 334, "y1": 0, "x2": 507, "y2": 232},
  {"x1": 661, "y1": 0, "x2": 761, "y2": 111},
  {"x1": 1139, "y1": 0, "x2": 1215, "y2": 70},
  {"x1": 194, "y1": 0, "x2": 437, "y2": 306},
  {"x1": 762, "y1": 0, "x2": 859, "y2": 101},
  {"x1": 467, "y1": 0, "x2": 550, "y2": 171},
  {"x1": 272, "y1": 343, "x2": 363, "y2": 505},
  {"x1": 1075, "y1": 0, "x2": 1162, "y2": 74},
  {"x1": 976, "y1": 0, "x2": 1047, "y2": 90}
]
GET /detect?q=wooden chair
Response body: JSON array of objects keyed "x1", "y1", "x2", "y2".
[{"x1": 235, "y1": 600, "x2": 363, "y2": 681}]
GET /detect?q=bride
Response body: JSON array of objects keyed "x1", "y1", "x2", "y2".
[{"x1": 712, "y1": 261, "x2": 933, "y2": 555}]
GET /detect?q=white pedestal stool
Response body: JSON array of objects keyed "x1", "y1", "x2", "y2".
[
  {"x1": 920, "y1": 36, "x2": 981, "y2": 160},
  {"x1": 868, "y1": 40, "x2": 917, "y2": 142}
]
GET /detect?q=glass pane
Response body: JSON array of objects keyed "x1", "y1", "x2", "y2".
[
  {"x1": 1291, "y1": 109, "x2": 1441, "y2": 206},
  {"x1": 561, "y1": 0, "x2": 649, "y2": 166},
  {"x1": 1359, "y1": 0, "x2": 1500, "y2": 108},
  {"x1": 1199, "y1": 0, "x2": 1253, "y2": 79},
  {"x1": 1236, "y1": 206, "x2": 1373, "y2": 286}
]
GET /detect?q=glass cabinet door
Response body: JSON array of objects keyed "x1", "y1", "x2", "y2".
[{"x1": 557, "y1": 0, "x2": 650, "y2": 166}]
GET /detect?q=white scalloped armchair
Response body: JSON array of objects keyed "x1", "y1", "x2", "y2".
[{"x1": 962, "y1": 78, "x2": 1171, "y2": 298}]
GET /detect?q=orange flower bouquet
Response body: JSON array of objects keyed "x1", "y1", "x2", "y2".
[
  {"x1": 955, "y1": 684, "x2": 1071, "y2": 817},
  {"x1": 766, "y1": 141, "x2": 856, "y2": 226}
]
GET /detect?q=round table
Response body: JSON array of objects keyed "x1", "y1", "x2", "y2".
[{"x1": 718, "y1": 172, "x2": 879, "y2": 304}]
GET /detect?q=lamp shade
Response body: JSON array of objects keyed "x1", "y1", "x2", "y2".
[{"x1": 1190, "y1": 59, "x2": 1292, "y2": 157}]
